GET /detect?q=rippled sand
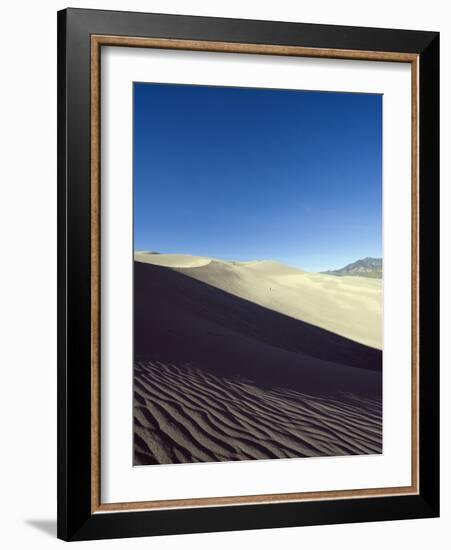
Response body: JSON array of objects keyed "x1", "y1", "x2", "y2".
[{"x1": 134, "y1": 362, "x2": 382, "y2": 465}]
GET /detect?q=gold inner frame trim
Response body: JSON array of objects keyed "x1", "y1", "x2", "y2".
[{"x1": 90, "y1": 35, "x2": 420, "y2": 514}]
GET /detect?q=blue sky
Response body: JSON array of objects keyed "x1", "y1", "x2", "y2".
[{"x1": 134, "y1": 83, "x2": 382, "y2": 272}]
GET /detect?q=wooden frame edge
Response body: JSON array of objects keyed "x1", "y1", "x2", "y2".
[
  {"x1": 92, "y1": 34, "x2": 418, "y2": 62},
  {"x1": 94, "y1": 491, "x2": 420, "y2": 515},
  {"x1": 90, "y1": 34, "x2": 420, "y2": 514},
  {"x1": 91, "y1": 35, "x2": 101, "y2": 513}
]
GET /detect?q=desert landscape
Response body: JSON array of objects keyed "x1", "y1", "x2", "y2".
[
  {"x1": 132, "y1": 83, "x2": 383, "y2": 466},
  {"x1": 133, "y1": 252, "x2": 383, "y2": 465}
]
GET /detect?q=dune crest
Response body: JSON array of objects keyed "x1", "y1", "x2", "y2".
[{"x1": 134, "y1": 252, "x2": 212, "y2": 268}]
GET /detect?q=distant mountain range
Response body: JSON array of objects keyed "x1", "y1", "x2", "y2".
[{"x1": 323, "y1": 257, "x2": 382, "y2": 279}]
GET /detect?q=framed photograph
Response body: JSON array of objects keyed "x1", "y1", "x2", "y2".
[{"x1": 57, "y1": 8, "x2": 439, "y2": 541}]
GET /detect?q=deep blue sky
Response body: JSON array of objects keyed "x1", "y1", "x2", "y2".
[{"x1": 134, "y1": 83, "x2": 382, "y2": 272}]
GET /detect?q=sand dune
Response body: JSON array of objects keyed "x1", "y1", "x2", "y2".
[
  {"x1": 134, "y1": 261, "x2": 382, "y2": 380},
  {"x1": 135, "y1": 253, "x2": 382, "y2": 349},
  {"x1": 135, "y1": 252, "x2": 212, "y2": 268},
  {"x1": 133, "y1": 259, "x2": 382, "y2": 465},
  {"x1": 134, "y1": 361, "x2": 382, "y2": 465}
]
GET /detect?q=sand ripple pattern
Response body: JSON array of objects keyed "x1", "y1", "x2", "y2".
[{"x1": 134, "y1": 361, "x2": 382, "y2": 465}]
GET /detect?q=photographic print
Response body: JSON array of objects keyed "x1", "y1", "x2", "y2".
[{"x1": 133, "y1": 82, "x2": 383, "y2": 466}]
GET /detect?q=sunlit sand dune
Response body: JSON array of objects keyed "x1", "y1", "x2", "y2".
[{"x1": 135, "y1": 253, "x2": 382, "y2": 349}]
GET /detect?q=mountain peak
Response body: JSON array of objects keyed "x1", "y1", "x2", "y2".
[{"x1": 323, "y1": 257, "x2": 382, "y2": 278}]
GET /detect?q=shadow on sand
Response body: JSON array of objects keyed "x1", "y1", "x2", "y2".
[{"x1": 134, "y1": 261, "x2": 382, "y2": 399}]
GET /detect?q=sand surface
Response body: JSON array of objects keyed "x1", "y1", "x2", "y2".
[
  {"x1": 133, "y1": 258, "x2": 382, "y2": 465},
  {"x1": 134, "y1": 361, "x2": 382, "y2": 465},
  {"x1": 135, "y1": 253, "x2": 382, "y2": 349}
]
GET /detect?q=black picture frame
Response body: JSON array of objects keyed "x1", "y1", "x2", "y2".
[{"x1": 57, "y1": 7, "x2": 439, "y2": 541}]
